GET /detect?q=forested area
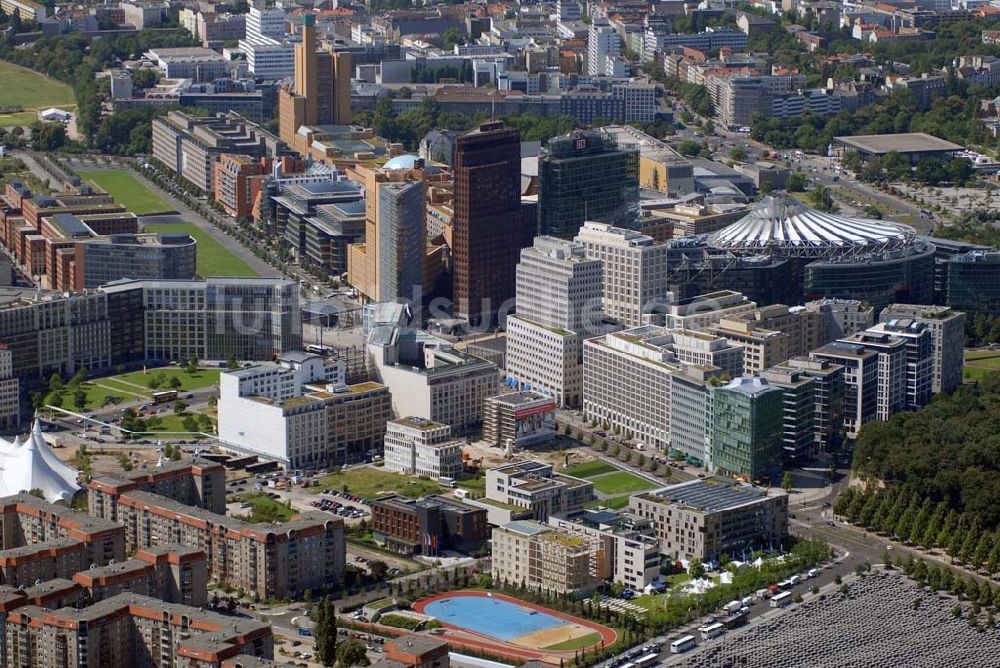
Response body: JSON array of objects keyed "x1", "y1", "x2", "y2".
[{"x1": 837, "y1": 374, "x2": 1000, "y2": 570}]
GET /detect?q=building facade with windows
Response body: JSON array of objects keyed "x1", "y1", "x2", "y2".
[{"x1": 383, "y1": 417, "x2": 464, "y2": 479}]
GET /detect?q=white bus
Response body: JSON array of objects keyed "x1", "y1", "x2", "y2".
[
  {"x1": 635, "y1": 653, "x2": 659, "y2": 668},
  {"x1": 669, "y1": 635, "x2": 696, "y2": 654},
  {"x1": 770, "y1": 591, "x2": 793, "y2": 608},
  {"x1": 699, "y1": 623, "x2": 724, "y2": 640}
]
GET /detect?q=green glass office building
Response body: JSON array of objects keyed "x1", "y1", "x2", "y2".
[
  {"x1": 709, "y1": 377, "x2": 783, "y2": 483},
  {"x1": 537, "y1": 130, "x2": 639, "y2": 239}
]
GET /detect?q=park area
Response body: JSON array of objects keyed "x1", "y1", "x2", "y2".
[
  {"x1": 0, "y1": 61, "x2": 75, "y2": 126},
  {"x1": 563, "y1": 459, "x2": 657, "y2": 497},
  {"x1": 50, "y1": 366, "x2": 222, "y2": 412},
  {"x1": 78, "y1": 169, "x2": 172, "y2": 215},
  {"x1": 310, "y1": 467, "x2": 443, "y2": 500},
  {"x1": 142, "y1": 220, "x2": 258, "y2": 278},
  {"x1": 963, "y1": 350, "x2": 1000, "y2": 382}
]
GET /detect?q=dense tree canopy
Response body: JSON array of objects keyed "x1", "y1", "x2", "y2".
[{"x1": 852, "y1": 373, "x2": 1000, "y2": 531}]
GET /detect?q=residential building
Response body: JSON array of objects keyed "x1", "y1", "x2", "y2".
[
  {"x1": 215, "y1": 154, "x2": 270, "y2": 218},
  {"x1": 491, "y1": 520, "x2": 605, "y2": 597},
  {"x1": 246, "y1": 6, "x2": 286, "y2": 41},
  {"x1": 383, "y1": 417, "x2": 464, "y2": 479},
  {"x1": 452, "y1": 122, "x2": 528, "y2": 325},
  {"x1": 2, "y1": 592, "x2": 273, "y2": 668},
  {"x1": 101, "y1": 278, "x2": 303, "y2": 363},
  {"x1": 772, "y1": 357, "x2": 845, "y2": 452},
  {"x1": 709, "y1": 376, "x2": 783, "y2": 481},
  {"x1": 0, "y1": 537, "x2": 88, "y2": 589},
  {"x1": 811, "y1": 341, "x2": 880, "y2": 438},
  {"x1": 505, "y1": 236, "x2": 604, "y2": 408},
  {"x1": 548, "y1": 509, "x2": 660, "y2": 590},
  {"x1": 112, "y1": 491, "x2": 345, "y2": 600},
  {"x1": 655, "y1": 28, "x2": 748, "y2": 53},
  {"x1": 0, "y1": 493, "x2": 125, "y2": 569},
  {"x1": 587, "y1": 19, "x2": 621, "y2": 76},
  {"x1": 88, "y1": 458, "x2": 226, "y2": 520},
  {"x1": 862, "y1": 320, "x2": 934, "y2": 411},
  {"x1": 630, "y1": 478, "x2": 787, "y2": 561},
  {"x1": 0, "y1": 0, "x2": 45, "y2": 22},
  {"x1": 803, "y1": 298, "x2": 875, "y2": 343},
  {"x1": 217, "y1": 353, "x2": 390, "y2": 467},
  {"x1": 72, "y1": 544, "x2": 208, "y2": 607},
  {"x1": 240, "y1": 37, "x2": 295, "y2": 80},
  {"x1": 482, "y1": 460, "x2": 594, "y2": 525},
  {"x1": 481, "y1": 391, "x2": 557, "y2": 449},
  {"x1": 713, "y1": 317, "x2": 790, "y2": 376},
  {"x1": 371, "y1": 494, "x2": 488, "y2": 556},
  {"x1": 368, "y1": 327, "x2": 499, "y2": 433},
  {"x1": 759, "y1": 366, "x2": 816, "y2": 461},
  {"x1": 537, "y1": 130, "x2": 640, "y2": 239},
  {"x1": 879, "y1": 304, "x2": 965, "y2": 393},
  {"x1": 575, "y1": 222, "x2": 668, "y2": 327},
  {"x1": 0, "y1": 347, "x2": 19, "y2": 431}
]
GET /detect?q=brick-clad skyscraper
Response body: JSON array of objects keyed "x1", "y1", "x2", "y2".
[{"x1": 452, "y1": 121, "x2": 524, "y2": 326}]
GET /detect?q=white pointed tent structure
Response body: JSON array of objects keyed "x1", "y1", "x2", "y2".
[{"x1": 0, "y1": 420, "x2": 81, "y2": 503}]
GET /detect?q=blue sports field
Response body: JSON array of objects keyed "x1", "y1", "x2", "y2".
[{"x1": 423, "y1": 595, "x2": 567, "y2": 641}]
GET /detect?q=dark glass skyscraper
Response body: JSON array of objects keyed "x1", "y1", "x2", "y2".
[
  {"x1": 537, "y1": 130, "x2": 639, "y2": 239},
  {"x1": 452, "y1": 121, "x2": 525, "y2": 325}
]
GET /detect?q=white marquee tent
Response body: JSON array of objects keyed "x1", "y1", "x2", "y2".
[{"x1": 0, "y1": 420, "x2": 81, "y2": 503}]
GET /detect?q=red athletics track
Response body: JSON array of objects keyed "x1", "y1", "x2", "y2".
[{"x1": 413, "y1": 590, "x2": 617, "y2": 661}]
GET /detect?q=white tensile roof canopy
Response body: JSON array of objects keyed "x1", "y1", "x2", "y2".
[{"x1": 0, "y1": 420, "x2": 81, "y2": 503}]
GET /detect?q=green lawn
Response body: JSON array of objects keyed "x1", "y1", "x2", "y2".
[
  {"x1": 589, "y1": 471, "x2": 657, "y2": 495},
  {"x1": 0, "y1": 112, "x2": 37, "y2": 127},
  {"x1": 563, "y1": 460, "x2": 616, "y2": 478},
  {"x1": 456, "y1": 477, "x2": 485, "y2": 497},
  {"x1": 963, "y1": 351, "x2": 1000, "y2": 382},
  {"x1": 77, "y1": 169, "x2": 171, "y2": 215},
  {"x1": 231, "y1": 492, "x2": 295, "y2": 522},
  {"x1": 115, "y1": 367, "x2": 222, "y2": 392},
  {"x1": 584, "y1": 496, "x2": 631, "y2": 510},
  {"x1": 310, "y1": 468, "x2": 443, "y2": 499},
  {"x1": 0, "y1": 61, "x2": 75, "y2": 111},
  {"x1": 142, "y1": 221, "x2": 258, "y2": 278},
  {"x1": 76, "y1": 381, "x2": 145, "y2": 409},
  {"x1": 144, "y1": 412, "x2": 215, "y2": 433},
  {"x1": 543, "y1": 632, "x2": 602, "y2": 651}
]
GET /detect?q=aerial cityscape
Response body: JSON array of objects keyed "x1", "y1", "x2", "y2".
[{"x1": 0, "y1": 0, "x2": 999, "y2": 666}]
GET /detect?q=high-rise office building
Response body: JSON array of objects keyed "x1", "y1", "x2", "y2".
[
  {"x1": 505, "y1": 236, "x2": 603, "y2": 407},
  {"x1": 575, "y1": 221, "x2": 668, "y2": 327},
  {"x1": 709, "y1": 376, "x2": 783, "y2": 481},
  {"x1": 347, "y1": 161, "x2": 428, "y2": 304},
  {"x1": 452, "y1": 121, "x2": 526, "y2": 325},
  {"x1": 537, "y1": 130, "x2": 639, "y2": 239},
  {"x1": 278, "y1": 14, "x2": 351, "y2": 152}
]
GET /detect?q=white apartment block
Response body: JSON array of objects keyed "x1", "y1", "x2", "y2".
[
  {"x1": 668, "y1": 329, "x2": 744, "y2": 379},
  {"x1": 548, "y1": 512, "x2": 661, "y2": 590},
  {"x1": 506, "y1": 237, "x2": 603, "y2": 408},
  {"x1": 575, "y1": 221, "x2": 668, "y2": 328},
  {"x1": 879, "y1": 304, "x2": 965, "y2": 394},
  {"x1": 803, "y1": 298, "x2": 874, "y2": 343},
  {"x1": 383, "y1": 417, "x2": 464, "y2": 479},
  {"x1": 661, "y1": 290, "x2": 757, "y2": 332},
  {"x1": 587, "y1": 19, "x2": 621, "y2": 76},
  {"x1": 219, "y1": 351, "x2": 345, "y2": 402},
  {"x1": 0, "y1": 347, "x2": 18, "y2": 430},
  {"x1": 247, "y1": 6, "x2": 286, "y2": 41}
]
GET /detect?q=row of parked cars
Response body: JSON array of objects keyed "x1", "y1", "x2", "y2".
[{"x1": 310, "y1": 496, "x2": 370, "y2": 519}]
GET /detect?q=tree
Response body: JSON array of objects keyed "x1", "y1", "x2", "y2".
[
  {"x1": 781, "y1": 471, "x2": 794, "y2": 492},
  {"x1": 368, "y1": 560, "x2": 389, "y2": 581},
  {"x1": 335, "y1": 639, "x2": 368, "y2": 668},
  {"x1": 173, "y1": 400, "x2": 188, "y2": 415},
  {"x1": 313, "y1": 597, "x2": 337, "y2": 666},
  {"x1": 168, "y1": 375, "x2": 182, "y2": 390},
  {"x1": 226, "y1": 355, "x2": 239, "y2": 370},
  {"x1": 441, "y1": 27, "x2": 464, "y2": 50},
  {"x1": 28, "y1": 488, "x2": 44, "y2": 499},
  {"x1": 786, "y1": 171, "x2": 808, "y2": 192},
  {"x1": 808, "y1": 185, "x2": 835, "y2": 212},
  {"x1": 688, "y1": 561, "x2": 706, "y2": 579},
  {"x1": 73, "y1": 388, "x2": 88, "y2": 412}
]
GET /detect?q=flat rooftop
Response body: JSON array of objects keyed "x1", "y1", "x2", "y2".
[
  {"x1": 834, "y1": 133, "x2": 963, "y2": 155},
  {"x1": 648, "y1": 478, "x2": 772, "y2": 513}
]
